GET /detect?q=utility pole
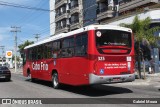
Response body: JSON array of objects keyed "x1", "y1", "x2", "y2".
[
  {"x1": 0, "y1": 46, "x2": 4, "y2": 66},
  {"x1": 34, "y1": 34, "x2": 40, "y2": 41},
  {"x1": 11, "y1": 26, "x2": 21, "y2": 72}
]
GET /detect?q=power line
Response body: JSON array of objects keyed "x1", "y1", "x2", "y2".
[
  {"x1": 0, "y1": 1, "x2": 50, "y2": 11},
  {"x1": 0, "y1": 1, "x2": 51, "y2": 40},
  {"x1": 14, "y1": 0, "x2": 49, "y2": 26},
  {"x1": 5, "y1": 1, "x2": 51, "y2": 41}
]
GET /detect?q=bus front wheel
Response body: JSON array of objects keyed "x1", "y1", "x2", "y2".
[
  {"x1": 52, "y1": 72, "x2": 60, "y2": 89},
  {"x1": 27, "y1": 70, "x2": 35, "y2": 82}
]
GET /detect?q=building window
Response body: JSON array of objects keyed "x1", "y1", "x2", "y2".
[
  {"x1": 55, "y1": 0, "x2": 61, "y2": 4},
  {"x1": 70, "y1": 0, "x2": 78, "y2": 9},
  {"x1": 61, "y1": 19, "x2": 67, "y2": 28},
  {"x1": 71, "y1": 13, "x2": 79, "y2": 24}
]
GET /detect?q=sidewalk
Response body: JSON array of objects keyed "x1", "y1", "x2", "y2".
[
  {"x1": 118, "y1": 72, "x2": 160, "y2": 86},
  {"x1": 135, "y1": 71, "x2": 160, "y2": 79},
  {"x1": 10, "y1": 68, "x2": 23, "y2": 75}
]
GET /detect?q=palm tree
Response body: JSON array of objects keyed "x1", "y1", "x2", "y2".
[
  {"x1": 18, "y1": 40, "x2": 34, "y2": 57},
  {"x1": 120, "y1": 16, "x2": 160, "y2": 79}
]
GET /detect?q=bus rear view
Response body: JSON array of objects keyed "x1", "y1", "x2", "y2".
[
  {"x1": 23, "y1": 25, "x2": 135, "y2": 88},
  {"x1": 88, "y1": 27, "x2": 135, "y2": 84}
]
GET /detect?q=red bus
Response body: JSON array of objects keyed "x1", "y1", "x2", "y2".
[{"x1": 23, "y1": 25, "x2": 135, "y2": 89}]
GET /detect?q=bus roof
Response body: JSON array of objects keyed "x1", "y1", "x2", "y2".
[{"x1": 24, "y1": 25, "x2": 132, "y2": 49}]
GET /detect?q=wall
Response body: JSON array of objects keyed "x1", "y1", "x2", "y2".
[{"x1": 50, "y1": 0, "x2": 55, "y2": 36}]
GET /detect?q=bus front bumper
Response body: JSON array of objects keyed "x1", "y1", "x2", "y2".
[{"x1": 89, "y1": 73, "x2": 135, "y2": 84}]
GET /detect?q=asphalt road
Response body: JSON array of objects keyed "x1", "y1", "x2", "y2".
[{"x1": 0, "y1": 73, "x2": 160, "y2": 107}]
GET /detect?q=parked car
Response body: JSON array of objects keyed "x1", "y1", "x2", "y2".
[{"x1": 0, "y1": 66, "x2": 11, "y2": 81}]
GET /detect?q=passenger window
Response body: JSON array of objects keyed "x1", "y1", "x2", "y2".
[
  {"x1": 75, "y1": 32, "x2": 88, "y2": 56},
  {"x1": 52, "y1": 40, "x2": 61, "y2": 58},
  {"x1": 61, "y1": 37, "x2": 74, "y2": 57}
]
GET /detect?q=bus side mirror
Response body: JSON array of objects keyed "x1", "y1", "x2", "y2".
[{"x1": 53, "y1": 53, "x2": 57, "y2": 59}]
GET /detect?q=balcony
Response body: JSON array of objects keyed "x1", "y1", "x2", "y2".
[
  {"x1": 55, "y1": 0, "x2": 61, "y2": 4},
  {"x1": 96, "y1": 0, "x2": 106, "y2": 2},
  {"x1": 55, "y1": 12, "x2": 68, "y2": 22},
  {"x1": 70, "y1": 4, "x2": 79, "y2": 15},
  {"x1": 119, "y1": 0, "x2": 159, "y2": 13},
  {"x1": 97, "y1": 7, "x2": 115, "y2": 21},
  {"x1": 55, "y1": 0, "x2": 67, "y2": 9},
  {"x1": 55, "y1": 26, "x2": 69, "y2": 34},
  {"x1": 70, "y1": 20, "x2": 80, "y2": 30}
]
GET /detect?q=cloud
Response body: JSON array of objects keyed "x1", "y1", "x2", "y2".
[
  {"x1": 0, "y1": 27, "x2": 10, "y2": 33},
  {"x1": 23, "y1": 24, "x2": 42, "y2": 31},
  {"x1": 0, "y1": 0, "x2": 31, "y2": 4},
  {"x1": 0, "y1": 27, "x2": 11, "y2": 41},
  {"x1": 0, "y1": 35, "x2": 8, "y2": 41},
  {"x1": 0, "y1": 26, "x2": 14, "y2": 52},
  {"x1": 0, "y1": 34, "x2": 14, "y2": 52}
]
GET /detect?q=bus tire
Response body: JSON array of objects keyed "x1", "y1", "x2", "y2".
[
  {"x1": 52, "y1": 72, "x2": 60, "y2": 89},
  {"x1": 27, "y1": 70, "x2": 35, "y2": 82}
]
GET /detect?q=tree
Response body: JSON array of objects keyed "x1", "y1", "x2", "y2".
[
  {"x1": 120, "y1": 16, "x2": 160, "y2": 79},
  {"x1": 18, "y1": 40, "x2": 34, "y2": 56},
  {"x1": 12, "y1": 55, "x2": 20, "y2": 62}
]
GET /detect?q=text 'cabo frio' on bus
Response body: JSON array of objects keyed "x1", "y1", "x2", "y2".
[{"x1": 32, "y1": 62, "x2": 48, "y2": 71}]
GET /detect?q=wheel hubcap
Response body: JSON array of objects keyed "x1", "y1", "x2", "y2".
[{"x1": 53, "y1": 74, "x2": 58, "y2": 87}]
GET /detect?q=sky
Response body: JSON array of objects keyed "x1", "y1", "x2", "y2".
[{"x1": 0, "y1": 0, "x2": 50, "y2": 56}]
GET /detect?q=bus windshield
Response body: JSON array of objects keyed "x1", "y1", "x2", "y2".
[{"x1": 96, "y1": 30, "x2": 132, "y2": 48}]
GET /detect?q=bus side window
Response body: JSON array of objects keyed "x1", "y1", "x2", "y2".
[
  {"x1": 44, "y1": 44, "x2": 48, "y2": 59},
  {"x1": 61, "y1": 37, "x2": 74, "y2": 57},
  {"x1": 75, "y1": 32, "x2": 88, "y2": 56},
  {"x1": 37, "y1": 46, "x2": 41, "y2": 60},
  {"x1": 47, "y1": 42, "x2": 52, "y2": 59},
  {"x1": 53, "y1": 40, "x2": 61, "y2": 58},
  {"x1": 28, "y1": 49, "x2": 32, "y2": 60},
  {"x1": 23, "y1": 52, "x2": 26, "y2": 65},
  {"x1": 32, "y1": 47, "x2": 37, "y2": 60}
]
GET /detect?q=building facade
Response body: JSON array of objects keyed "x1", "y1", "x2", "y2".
[
  {"x1": 50, "y1": 0, "x2": 55, "y2": 36},
  {"x1": 95, "y1": 0, "x2": 160, "y2": 24},
  {"x1": 50, "y1": 0, "x2": 160, "y2": 35},
  {"x1": 96, "y1": 0, "x2": 119, "y2": 24},
  {"x1": 52, "y1": 0, "x2": 83, "y2": 35},
  {"x1": 82, "y1": 0, "x2": 97, "y2": 26}
]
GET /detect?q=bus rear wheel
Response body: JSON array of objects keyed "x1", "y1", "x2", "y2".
[{"x1": 52, "y1": 72, "x2": 60, "y2": 89}]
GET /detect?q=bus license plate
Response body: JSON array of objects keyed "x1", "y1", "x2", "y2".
[
  {"x1": 0, "y1": 76, "x2": 5, "y2": 78},
  {"x1": 113, "y1": 78, "x2": 120, "y2": 82}
]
